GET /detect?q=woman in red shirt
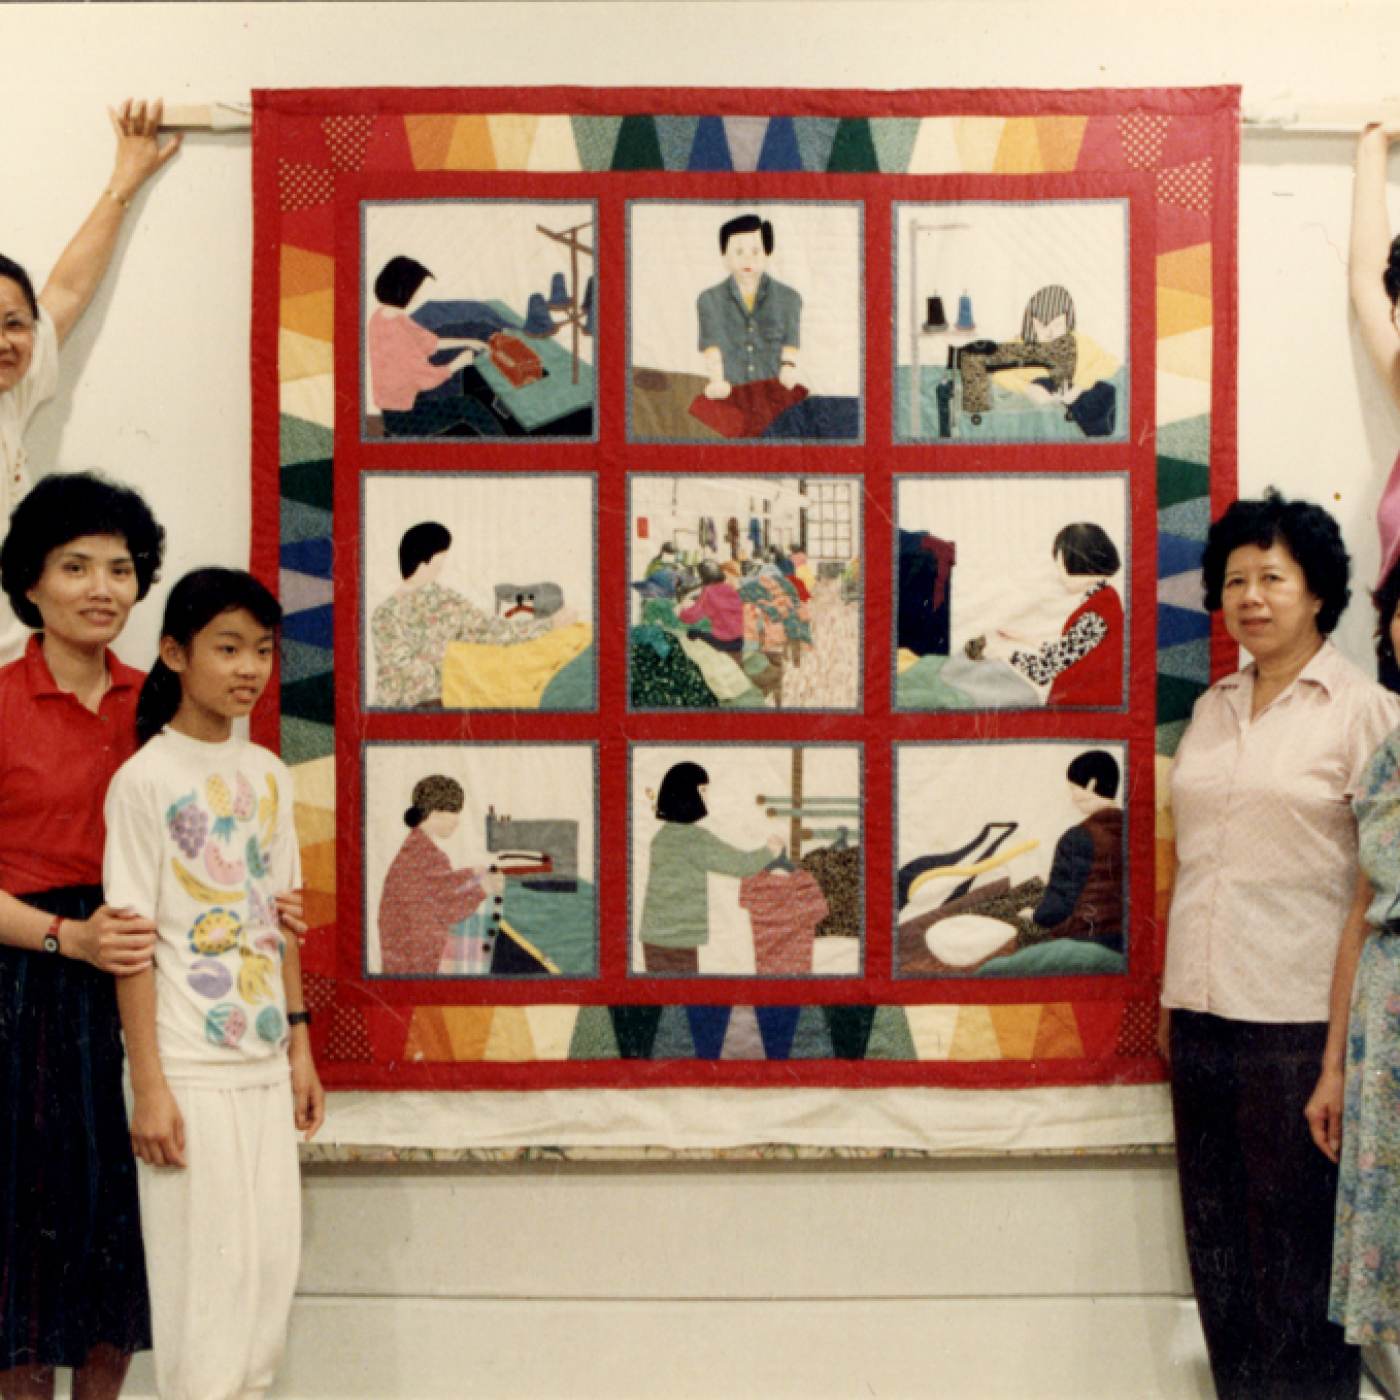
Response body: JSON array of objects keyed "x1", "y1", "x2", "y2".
[
  {"x1": 0, "y1": 473, "x2": 169, "y2": 1399},
  {"x1": 378, "y1": 774, "x2": 505, "y2": 975}
]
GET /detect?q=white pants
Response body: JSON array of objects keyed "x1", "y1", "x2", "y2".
[{"x1": 137, "y1": 1077, "x2": 301, "y2": 1400}]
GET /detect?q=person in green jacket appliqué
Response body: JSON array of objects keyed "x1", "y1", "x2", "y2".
[{"x1": 637, "y1": 761, "x2": 781, "y2": 974}]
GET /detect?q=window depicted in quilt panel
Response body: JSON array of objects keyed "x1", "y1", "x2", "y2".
[
  {"x1": 893, "y1": 200, "x2": 1129, "y2": 445},
  {"x1": 255, "y1": 88, "x2": 1236, "y2": 1097},
  {"x1": 627, "y1": 201, "x2": 864, "y2": 444},
  {"x1": 361, "y1": 473, "x2": 596, "y2": 713},
  {"x1": 894, "y1": 474, "x2": 1129, "y2": 713},
  {"x1": 361, "y1": 199, "x2": 598, "y2": 442},
  {"x1": 627, "y1": 474, "x2": 863, "y2": 712}
]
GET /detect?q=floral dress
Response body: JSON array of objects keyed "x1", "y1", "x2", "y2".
[{"x1": 1331, "y1": 727, "x2": 1400, "y2": 1343}]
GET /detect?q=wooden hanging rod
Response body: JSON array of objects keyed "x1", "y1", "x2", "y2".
[{"x1": 156, "y1": 100, "x2": 1400, "y2": 139}]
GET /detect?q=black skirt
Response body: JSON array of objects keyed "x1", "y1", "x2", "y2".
[{"x1": 0, "y1": 885, "x2": 152, "y2": 1368}]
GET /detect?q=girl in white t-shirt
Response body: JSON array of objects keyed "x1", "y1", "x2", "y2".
[{"x1": 104, "y1": 567, "x2": 323, "y2": 1400}]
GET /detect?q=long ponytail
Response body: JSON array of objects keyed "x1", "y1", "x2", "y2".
[
  {"x1": 135, "y1": 659, "x2": 185, "y2": 747},
  {"x1": 134, "y1": 567, "x2": 283, "y2": 747}
]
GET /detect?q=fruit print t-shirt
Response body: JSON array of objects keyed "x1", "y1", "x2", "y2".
[{"x1": 103, "y1": 728, "x2": 300, "y2": 1088}]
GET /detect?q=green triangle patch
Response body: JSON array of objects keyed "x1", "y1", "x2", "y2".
[
  {"x1": 571, "y1": 116, "x2": 623, "y2": 172},
  {"x1": 865, "y1": 1005, "x2": 917, "y2": 1060},
  {"x1": 569, "y1": 1005, "x2": 620, "y2": 1059},
  {"x1": 655, "y1": 115, "x2": 701, "y2": 171},
  {"x1": 792, "y1": 117, "x2": 840, "y2": 173},
  {"x1": 279, "y1": 416, "x2": 333, "y2": 469},
  {"x1": 610, "y1": 1005, "x2": 664, "y2": 1059},
  {"x1": 870, "y1": 117, "x2": 920, "y2": 173},
  {"x1": 1157, "y1": 455, "x2": 1211, "y2": 511},
  {"x1": 827, "y1": 119, "x2": 879, "y2": 172},
  {"x1": 612, "y1": 114, "x2": 664, "y2": 171},
  {"x1": 283, "y1": 671, "x2": 335, "y2": 726},
  {"x1": 280, "y1": 715, "x2": 334, "y2": 766},
  {"x1": 1156, "y1": 717, "x2": 1191, "y2": 758},
  {"x1": 650, "y1": 1004, "x2": 696, "y2": 1059},
  {"x1": 789, "y1": 1003, "x2": 836, "y2": 1058},
  {"x1": 1157, "y1": 673, "x2": 1206, "y2": 727},
  {"x1": 1156, "y1": 415, "x2": 1211, "y2": 468}
]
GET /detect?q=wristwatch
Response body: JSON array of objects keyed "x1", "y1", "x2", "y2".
[
  {"x1": 42, "y1": 914, "x2": 63, "y2": 955},
  {"x1": 287, "y1": 1010, "x2": 312, "y2": 1027}
]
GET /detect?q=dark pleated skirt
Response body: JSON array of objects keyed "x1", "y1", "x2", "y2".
[{"x1": 0, "y1": 885, "x2": 152, "y2": 1368}]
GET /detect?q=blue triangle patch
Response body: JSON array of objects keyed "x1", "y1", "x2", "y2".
[
  {"x1": 1158, "y1": 602, "x2": 1212, "y2": 648},
  {"x1": 757, "y1": 116, "x2": 803, "y2": 171},
  {"x1": 280, "y1": 537, "x2": 333, "y2": 579},
  {"x1": 281, "y1": 604, "x2": 334, "y2": 650},
  {"x1": 1159, "y1": 532, "x2": 1205, "y2": 577},
  {"x1": 688, "y1": 115, "x2": 732, "y2": 171},
  {"x1": 754, "y1": 1005, "x2": 802, "y2": 1060},
  {"x1": 686, "y1": 1004, "x2": 732, "y2": 1060}
]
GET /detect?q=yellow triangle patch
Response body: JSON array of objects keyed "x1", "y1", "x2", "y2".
[
  {"x1": 1157, "y1": 287, "x2": 1212, "y2": 340},
  {"x1": 484, "y1": 1007, "x2": 536, "y2": 1061},
  {"x1": 1158, "y1": 326, "x2": 1212, "y2": 382},
  {"x1": 280, "y1": 245, "x2": 335, "y2": 299},
  {"x1": 954, "y1": 117, "x2": 1005, "y2": 173},
  {"x1": 989, "y1": 1003, "x2": 1043, "y2": 1059},
  {"x1": 993, "y1": 117, "x2": 1043, "y2": 174},
  {"x1": 1035, "y1": 116, "x2": 1088, "y2": 173},
  {"x1": 949, "y1": 1005, "x2": 1001, "y2": 1060},
  {"x1": 278, "y1": 328, "x2": 334, "y2": 384},
  {"x1": 1157, "y1": 243, "x2": 1212, "y2": 298},
  {"x1": 1033, "y1": 1002, "x2": 1084, "y2": 1059},
  {"x1": 444, "y1": 115, "x2": 497, "y2": 171},
  {"x1": 488, "y1": 114, "x2": 539, "y2": 171},
  {"x1": 280, "y1": 288, "x2": 334, "y2": 343},
  {"x1": 292, "y1": 801, "x2": 337, "y2": 847},
  {"x1": 404, "y1": 115, "x2": 458, "y2": 171}
]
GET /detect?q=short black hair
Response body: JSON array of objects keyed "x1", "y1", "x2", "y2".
[
  {"x1": 1, "y1": 471, "x2": 165, "y2": 630},
  {"x1": 1053, "y1": 523, "x2": 1120, "y2": 578},
  {"x1": 1201, "y1": 489, "x2": 1350, "y2": 635},
  {"x1": 0, "y1": 256, "x2": 39, "y2": 320},
  {"x1": 719, "y1": 215, "x2": 774, "y2": 256},
  {"x1": 1374, "y1": 559, "x2": 1400, "y2": 694},
  {"x1": 399, "y1": 522, "x2": 452, "y2": 579},
  {"x1": 374, "y1": 255, "x2": 434, "y2": 309},
  {"x1": 1066, "y1": 749, "x2": 1120, "y2": 800},
  {"x1": 696, "y1": 560, "x2": 725, "y2": 586},
  {"x1": 655, "y1": 761, "x2": 709, "y2": 824}
]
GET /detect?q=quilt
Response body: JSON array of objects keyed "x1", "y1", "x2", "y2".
[{"x1": 252, "y1": 85, "x2": 1238, "y2": 1094}]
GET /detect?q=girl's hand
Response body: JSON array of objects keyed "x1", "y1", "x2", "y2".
[
  {"x1": 130, "y1": 1082, "x2": 186, "y2": 1169},
  {"x1": 107, "y1": 98, "x2": 182, "y2": 203},
  {"x1": 1156, "y1": 1006, "x2": 1172, "y2": 1066},
  {"x1": 1304, "y1": 1065, "x2": 1346, "y2": 1164},
  {"x1": 65, "y1": 905, "x2": 156, "y2": 975},
  {"x1": 275, "y1": 890, "x2": 308, "y2": 938},
  {"x1": 290, "y1": 1043, "x2": 326, "y2": 1140}
]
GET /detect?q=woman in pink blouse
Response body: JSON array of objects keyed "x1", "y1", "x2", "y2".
[
  {"x1": 1160, "y1": 492, "x2": 1400, "y2": 1399},
  {"x1": 367, "y1": 257, "x2": 487, "y2": 438}
]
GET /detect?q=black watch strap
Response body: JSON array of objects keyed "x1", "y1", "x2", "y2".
[{"x1": 287, "y1": 1010, "x2": 312, "y2": 1027}]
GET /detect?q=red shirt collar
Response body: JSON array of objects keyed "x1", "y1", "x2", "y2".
[{"x1": 22, "y1": 632, "x2": 143, "y2": 699}]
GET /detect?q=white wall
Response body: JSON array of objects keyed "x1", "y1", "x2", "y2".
[{"x1": 12, "y1": 1, "x2": 1400, "y2": 1395}]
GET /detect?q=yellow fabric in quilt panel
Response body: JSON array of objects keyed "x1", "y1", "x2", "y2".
[
  {"x1": 441, "y1": 622, "x2": 592, "y2": 708},
  {"x1": 991, "y1": 331, "x2": 1119, "y2": 395},
  {"x1": 896, "y1": 647, "x2": 920, "y2": 676}
]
